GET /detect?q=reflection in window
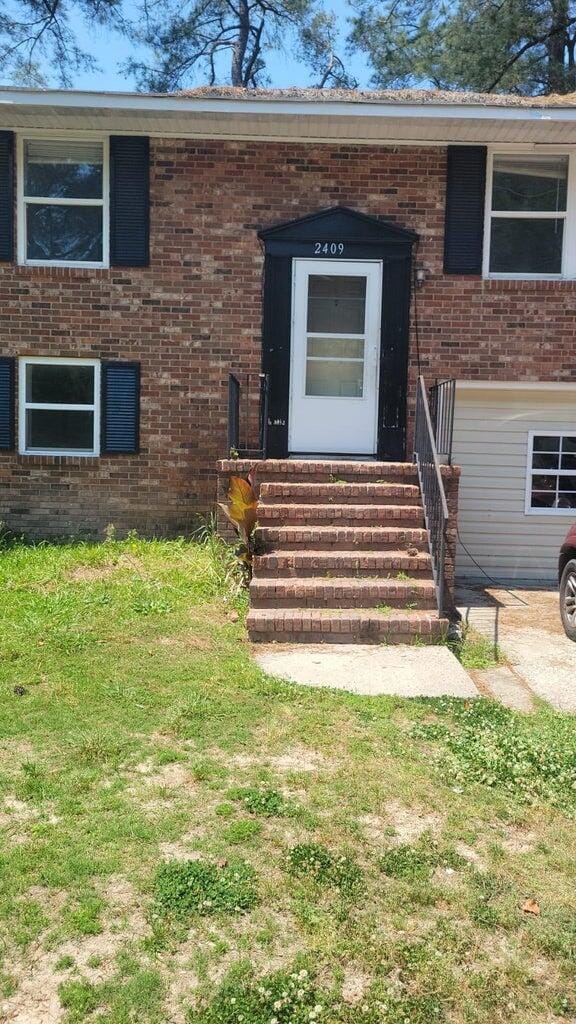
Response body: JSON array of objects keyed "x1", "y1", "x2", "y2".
[
  {"x1": 488, "y1": 154, "x2": 568, "y2": 276},
  {"x1": 22, "y1": 140, "x2": 105, "y2": 265}
]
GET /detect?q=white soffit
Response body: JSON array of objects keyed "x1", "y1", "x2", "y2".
[{"x1": 2, "y1": 88, "x2": 576, "y2": 145}]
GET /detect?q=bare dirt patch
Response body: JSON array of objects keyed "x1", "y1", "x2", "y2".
[
  {"x1": 342, "y1": 968, "x2": 371, "y2": 1005},
  {"x1": 230, "y1": 746, "x2": 334, "y2": 774},
  {"x1": 158, "y1": 835, "x2": 204, "y2": 861},
  {"x1": 1, "y1": 877, "x2": 147, "y2": 1024},
  {"x1": 0, "y1": 796, "x2": 39, "y2": 827},
  {"x1": 360, "y1": 801, "x2": 443, "y2": 845}
]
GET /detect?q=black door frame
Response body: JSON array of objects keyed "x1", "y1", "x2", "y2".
[{"x1": 259, "y1": 206, "x2": 418, "y2": 461}]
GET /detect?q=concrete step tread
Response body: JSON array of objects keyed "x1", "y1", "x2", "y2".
[
  {"x1": 219, "y1": 459, "x2": 418, "y2": 477},
  {"x1": 251, "y1": 576, "x2": 436, "y2": 593},
  {"x1": 260, "y1": 482, "x2": 421, "y2": 498},
  {"x1": 259, "y1": 502, "x2": 422, "y2": 513},
  {"x1": 254, "y1": 548, "x2": 432, "y2": 566}
]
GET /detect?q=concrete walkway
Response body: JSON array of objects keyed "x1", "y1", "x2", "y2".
[
  {"x1": 255, "y1": 644, "x2": 479, "y2": 698},
  {"x1": 457, "y1": 584, "x2": 576, "y2": 713}
]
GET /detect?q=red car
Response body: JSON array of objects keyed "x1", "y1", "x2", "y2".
[{"x1": 559, "y1": 523, "x2": 576, "y2": 641}]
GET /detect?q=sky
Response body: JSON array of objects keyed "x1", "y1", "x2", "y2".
[{"x1": 65, "y1": 0, "x2": 372, "y2": 93}]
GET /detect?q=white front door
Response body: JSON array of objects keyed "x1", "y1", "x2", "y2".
[{"x1": 288, "y1": 259, "x2": 382, "y2": 455}]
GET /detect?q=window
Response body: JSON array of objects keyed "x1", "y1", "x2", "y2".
[
  {"x1": 19, "y1": 358, "x2": 100, "y2": 456},
  {"x1": 485, "y1": 153, "x2": 571, "y2": 277},
  {"x1": 18, "y1": 138, "x2": 108, "y2": 267},
  {"x1": 526, "y1": 431, "x2": 576, "y2": 514}
]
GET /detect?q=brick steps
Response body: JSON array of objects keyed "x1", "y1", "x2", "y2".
[
  {"x1": 219, "y1": 458, "x2": 419, "y2": 485},
  {"x1": 252, "y1": 549, "x2": 433, "y2": 578},
  {"x1": 258, "y1": 503, "x2": 424, "y2": 527},
  {"x1": 250, "y1": 576, "x2": 437, "y2": 610},
  {"x1": 219, "y1": 457, "x2": 444, "y2": 646},
  {"x1": 260, "y1": 481, "x2": 421, "y2": 505},
  {"x1": 257, "y1": 525, "x2": 429, "y2": 551},
  {"x1": 247, "y1": 607, "x2": 447, "y2": 644}
]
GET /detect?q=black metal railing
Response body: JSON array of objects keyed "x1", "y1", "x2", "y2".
[
  {"x1": 227, "y1": 372, "x2": 270, "y2": 459},
  {"x1": 429, "y1": 378, "x2": 456, "y2": 465},
  {"x1": 414, "y1": 376, "x2": 450, "y2": 616}
]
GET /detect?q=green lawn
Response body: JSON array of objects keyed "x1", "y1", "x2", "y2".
[{"x1": 0, "y1": 535, "x2": 575, "y2": 1024}]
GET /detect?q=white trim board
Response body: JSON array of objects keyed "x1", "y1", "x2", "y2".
[{"x1": 457, "y1": 380, "x2": 576, "y2": 391}]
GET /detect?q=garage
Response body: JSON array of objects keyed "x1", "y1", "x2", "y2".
[{"x1": 453, "y1": 382, "x2": 576, "y2": 582}]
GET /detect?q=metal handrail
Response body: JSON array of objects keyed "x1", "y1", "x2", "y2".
[
  {"x1": 414, "y1": 376, "x2": 450, "y2": 616},
  {"x1": 429, "y1": 378, "x2": 456, "y2": 465},
  {"x1": 227, "y1": 372, "x2": 270, "y2": 459}
]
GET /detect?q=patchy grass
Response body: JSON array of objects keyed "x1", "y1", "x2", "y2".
[{"x1": 0, "y1": 536, "x2": 575, "y2": 1023}]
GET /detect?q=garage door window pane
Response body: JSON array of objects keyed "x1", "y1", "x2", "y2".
[{"x1": 529, "y1": 434, "x2": 576, "y2": 513}]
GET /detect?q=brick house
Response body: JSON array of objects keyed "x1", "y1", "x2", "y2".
[{"x1": 0, "y1": 86, "x2": 575, "y2": 641}]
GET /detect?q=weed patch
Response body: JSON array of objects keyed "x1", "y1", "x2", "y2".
[
  {"x1": 412, "y1": 698, "x2": 576, "y2": 810},
  {"x1": 286, "y1": 843, "x2": 363, "y2": 896},
  {"x1": 229, "y1": 786, "x2": 287, "y2": 817},
  {"x1": 153, "y1": 859, "x2": 259, "y2": 920},
  {"x1": 186, "y1": 963, "x2": 326, "y2": 1024},
  {"x1": 379, "y1": 834, "x2": 464, "y2": 881}
]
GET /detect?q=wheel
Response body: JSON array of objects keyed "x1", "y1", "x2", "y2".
[{"x1": 560, "y1": 558, "x2": 576, "y2": 642}]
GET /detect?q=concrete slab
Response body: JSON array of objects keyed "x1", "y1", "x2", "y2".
[
  {"x1": 457, "y1": 585, "x2": 576, "y2": 713},
  {"x1": 255, "y1": 644, "x2": 479, "y2": 698},
  {"x1": 472, "y1": 665, "x2": 536, "y2": 712}
]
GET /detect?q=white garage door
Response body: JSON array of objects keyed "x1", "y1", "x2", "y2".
[{"x1": 454, "y1": 385, "x2": 576, "y2": 582}]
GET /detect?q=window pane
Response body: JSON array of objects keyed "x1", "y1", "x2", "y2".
[
  {"x1": 26, "y1": 364, "x2": 94, "y2": 404},
  {"x1": 559, "y1": 475, "x2": 576, "y2": 491},
  {"x1": 532, "y1": 451, "x2": 560, "y2": 470},
  {"x1": 26, "y1": 409, "x2": 94, "y2": 451},
  {"x1": 307, "y1": 337, "x2": 365, "y2": 359},
  {"x1": 490, "y1": 218, "x2": 563, "y2": 274},
  {"x1": 557, "y1": 493, "x2": 576, "y2": 508},
  {"x1": 561, "y1": 454, "x2": 576, "y2": 471},
  {"x1": 306, "y1": 359, "x2": 364, "y2": 397},
  {"x1": 492, "y1": 155, "x2": 568, "y2": 212},
  {"x1": 307, "y1": 276, "x2": 366, "y2": 333},
  {"x1": 531, "y1": 491, "x2": 557, "y2": 509},
  {"x1": 532, "y1": 474, "x2": 557, "y2": 491},
  {"x1": 533, "y1": 435, "x2": 561, "y2": 452},
  {"x1": 27, "y1": 205, "x2": 103, "y2": 262},
  {"x1": 24, "y1": 140, "x2": 103, "y2": 199},
  {"x1": 563, "y1": 436, "x2": 576, "y2": 453}
]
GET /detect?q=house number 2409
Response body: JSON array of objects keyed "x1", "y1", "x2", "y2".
[{"x1": 314, "y1": 242, "x2": 345, "y2": 255}]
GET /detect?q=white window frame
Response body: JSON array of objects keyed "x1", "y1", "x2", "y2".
[
  {"x1": 524, "y1": 429, "x2": 576, "y2": 516},
  {"x1": 483, "y1": 148, "x2": 576, "y2": 281},
  {"x1": 18, "y1": 356, "x2": 101, "y2": 457},
  {"x1": 16, "y1": 133, "x2": 109, "y2": 270}
]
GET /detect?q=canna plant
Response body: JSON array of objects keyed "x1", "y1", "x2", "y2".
[{"x1": 219, "y1": 469, "x2": 259, "y2": 579}]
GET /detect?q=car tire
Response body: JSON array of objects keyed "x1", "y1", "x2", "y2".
[{"x1": 560, "y1": 558, "x2": 576, "y2": 642}]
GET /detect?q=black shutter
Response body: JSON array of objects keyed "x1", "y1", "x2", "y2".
[
  {"x1": 0, "y1": 132, "x2": 14, "y2": 262},
  {"x1": 443, "y1": 146, "x2": 487, "y2": 275},
  {"x1": 0, "y1": 357, "x2": 15, "y2": 451},
  {"x1": 109, "y1": 136, "x2": 150, "y2": 267},
  {"x1": 101, "y1": 362, "x2": 140, "y2": 454}
]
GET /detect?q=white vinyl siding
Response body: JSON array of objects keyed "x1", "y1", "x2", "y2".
[{"x1": 454, "y1": 386, "x2": 576, "y2": 582}]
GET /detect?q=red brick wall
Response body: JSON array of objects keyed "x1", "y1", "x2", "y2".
[{"x1": 0, "y1": 138, "x2": 574, "y2": 538}]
